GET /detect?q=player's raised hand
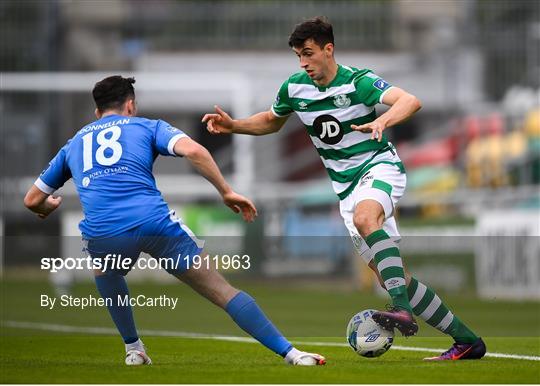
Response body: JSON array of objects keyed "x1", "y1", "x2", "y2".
[
  {"x1": 351, "y1": 120, "x2": 386, "y2": 142},
  {"x1": 202, "y1": 105, "x2": 235, "y2": 134},
  {"x1": 38, "y1": 195, "x2": 63, "y2": 219},
  {"x1": 222, "y1": 191, "x2": 258, "y2": 222}
]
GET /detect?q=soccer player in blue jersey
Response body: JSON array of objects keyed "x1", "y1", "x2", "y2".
[{"x1": 24, "y1": 75, "x2": 326, "y2": 366}]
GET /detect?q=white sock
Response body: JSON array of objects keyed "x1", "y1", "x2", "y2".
[
  {"x1": 284, "y1": 347, "x2": 302, "y2": 362},
  {"x1": 125, "y1": 338, "x2": 144, "y2": 353}
]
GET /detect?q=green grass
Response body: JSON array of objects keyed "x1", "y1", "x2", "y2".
[
  {"x1": 1, "y1": 334, "x2": 539, "y2": 384},
  {"x1": 1, "y1": 277, "x2": 539, "y2": 383}
]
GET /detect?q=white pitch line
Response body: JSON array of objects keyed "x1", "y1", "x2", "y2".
[{"x1": 3, "y1": 320, "x2": 539, "y2": 362}]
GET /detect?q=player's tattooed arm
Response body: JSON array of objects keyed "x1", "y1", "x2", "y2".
[
  {"x1": 23, "y1": 185, "x2": 63, "y2": 219},
  {"x1": 351, "y1": 87, "x2": 421, "y2": 142},
  {"x1": 202, "y1": 106, "x2": 288, "y2": 136},
  {"x1": 173, "y1": 137, "x2": 257, "y2": 222}
]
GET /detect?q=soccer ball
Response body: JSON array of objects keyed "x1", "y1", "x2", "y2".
[{"x1": 346, "y1": 309, "x2": 394, "y2": 358}]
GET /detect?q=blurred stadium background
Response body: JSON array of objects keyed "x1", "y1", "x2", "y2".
[{"x1": 1, "y1": 0, "x2": 539, "y2": 303}]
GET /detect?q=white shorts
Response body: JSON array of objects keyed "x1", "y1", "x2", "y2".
[{"x1": 339, "y1": 161, "x2": 406, "y2": 263}]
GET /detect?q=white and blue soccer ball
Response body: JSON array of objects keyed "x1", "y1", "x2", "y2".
[{"x1": 346, "y1": 309, "x2": 394, "y2": 358}]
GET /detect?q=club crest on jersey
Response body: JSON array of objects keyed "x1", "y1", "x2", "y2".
[
  {"x1": 373, "y1": 79, "x2": 389, "y2": 91},
  {"x1": 333, "y1": 94, "x2": 351, "y2": 109},
  {"x1": 313, "y1": 114, "x2": 343, "y2": 145}
]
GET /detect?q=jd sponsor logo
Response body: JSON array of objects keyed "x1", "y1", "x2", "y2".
[
  {"x1": 82, "y1": 177, "x2": 90, "y2": 187},
  {"x1": 313, "y1": 114, "x2": 343, "y2": 145}
]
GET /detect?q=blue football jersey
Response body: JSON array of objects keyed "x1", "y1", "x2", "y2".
[{"x1": 36, "y1": 114, "x2": 188, "y2": 238}]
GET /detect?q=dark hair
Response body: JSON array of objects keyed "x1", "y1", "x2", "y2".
[
  {"x1": 288, "y1": 17, "x2": 334, "y2": 49},
  {"x1": 92, "y1": 75, "x2": 136, "y2": 112}
]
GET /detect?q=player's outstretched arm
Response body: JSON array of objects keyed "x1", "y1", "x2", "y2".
[
  {"x1": 173, "y1": 137, "x2": 257, "y2": 222},
  {"x1": 351, "y1": 87, "x2": 421, "y2": 142},
  {"x1": 202, "y1": 105, "x2": 288, "y2": 136},
  {"x1": 23, "y1": 185, "x2": 63, "y2": 219}
]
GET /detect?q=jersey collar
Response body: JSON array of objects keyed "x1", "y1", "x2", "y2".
[{"x1": 316, "y1": 64, "x2": 344, "y2": 91}]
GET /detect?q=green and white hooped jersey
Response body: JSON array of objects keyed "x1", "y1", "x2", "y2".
[{"x1": 271, "y1": 64, "x2": 405, "y2": 200}]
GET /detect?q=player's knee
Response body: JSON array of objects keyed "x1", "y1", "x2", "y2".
[{"x1": 353, "y1": 212, "x2": 378, "y2": 238}]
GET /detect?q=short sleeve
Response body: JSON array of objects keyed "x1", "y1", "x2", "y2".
[
  {"x1": 154, "y1": 120, "x2": 188, "y2": 156},
  {"x1": 35, "y1": 143, "x2": 72, "y2": 194},
  {"x1": 354, "y1": 72, "x2": 393, "y2": 107},
  {"x1": 270, "y1": 80, "x2": 293, "y2": 117}
]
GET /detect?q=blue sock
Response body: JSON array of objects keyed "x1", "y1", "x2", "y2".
[
  {"x1": 95, "y1": 274, "x2": 138, "y2": 344},
  {"x1": 225, "y1": 291, "x2": 293, "y2": 357}
]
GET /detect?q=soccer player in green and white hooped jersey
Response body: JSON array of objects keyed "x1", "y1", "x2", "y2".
[{"x1": 203, "y1": 17, "x2": 486, "y2": 361}]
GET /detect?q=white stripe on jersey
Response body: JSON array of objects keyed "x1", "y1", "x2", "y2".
[
  {"x1": 296, "y1": 104, "x2": 374, "y2": 126},
  {"x1": 363, "y1": 72, "x2": 379, "y2": 79},
  {"x1": 320, "y1": 150, "x2": 396, "y2": 173},
  {"x1": 331, "y1": 179, "x2": 356, "y2": 194},
  {"x1": 288, "y1": 83, "x2": 356, "y2": 101}
]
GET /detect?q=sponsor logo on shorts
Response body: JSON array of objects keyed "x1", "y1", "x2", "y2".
[{"x1": 360, "y1": 172, "x2": 373, "y2": 186}]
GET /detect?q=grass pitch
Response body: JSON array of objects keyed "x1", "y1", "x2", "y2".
[
  {"x1": 1, "y1": 277, "x2": 539, "y2": 383},
  {"x1": 1, "y1": 334, "x2": 539, "y2": 383}
]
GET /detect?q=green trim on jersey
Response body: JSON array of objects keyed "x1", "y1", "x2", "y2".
[
  {"x1": 326, "y1": 148, "x2": 392, "y2": 182},
  {"x1": 316, "y1": 141, "x2": 389, "y2": 160},
  {"x1": 273, "y1": 64, "x2": 399, "y2": 200}
]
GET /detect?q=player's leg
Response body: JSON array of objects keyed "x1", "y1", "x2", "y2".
[
  {"x1": 364, "y1": 214, "x2": 485, "y2": 360},
  {"x1": 352, "y1": 198, "x2": 417, "y2": 335},
  {"x1": 353, "y1": 199, "x2": 411, "y2": 311},
  {"x1": 407, "y1": 275, "x2": 486, "y2": 360},
  {"x1": 340, "y1": 164, "x2": 416, "y2": 335},
  {"x1": 148, "y1": 211, "x2": 325, "y2": 365},
  {"x1": 86, "y1": 237, "x2": 151, "y2": 365},
  {"x1": 175, "y1": 264, "x2": 325, "y2": 365}
]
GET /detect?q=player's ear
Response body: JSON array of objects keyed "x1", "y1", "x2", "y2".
[
  {"x1": 126, "y1": 98, "x2": 137, "y2": 116},
  {"x1": 95, "y1": 108, "x2": 102, "y2": 119},
  {"x1": 324, "y1": 42, "x2": 334, "y2": 57}
]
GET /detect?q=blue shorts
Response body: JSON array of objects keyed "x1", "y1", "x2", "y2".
[{"x1": 83, "y1": 210, "x2": 204, "y2": 276}]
